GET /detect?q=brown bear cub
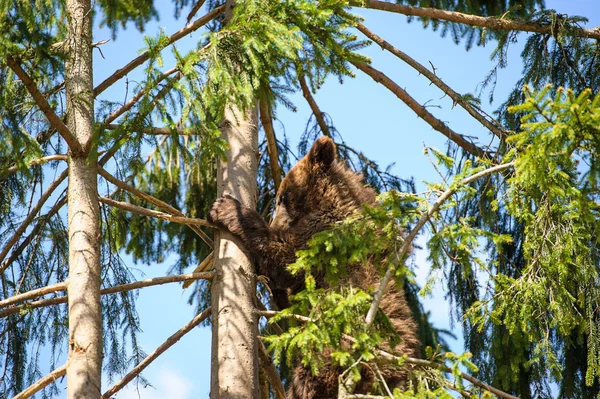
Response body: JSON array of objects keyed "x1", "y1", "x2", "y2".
[{"x1": 208, "y1": 136, "x2": 419, "y2": 398}]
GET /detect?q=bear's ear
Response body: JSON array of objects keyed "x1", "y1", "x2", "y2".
[{"x1": 308, "y1": 136, "x2": 336, "y2": 168}]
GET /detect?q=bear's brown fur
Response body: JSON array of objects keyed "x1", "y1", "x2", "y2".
[{"x1": 208, "y1": 136, "x2": 419, "y2": 398}]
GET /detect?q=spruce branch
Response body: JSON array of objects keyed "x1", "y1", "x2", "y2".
[
  {"x1": 98, "y1": 167, "x2": 214, "y2": 247},
  {"x1": 352, "y1": 61, "x2": 488, "y2": 159},
  {"x1": 0, "y1": 169, "x2": 68, "y2": 269},
  {"x1": 259, "y1": 310, "x2": 518, "y2": 399},
  {"x1": 99, "y1": 196, "x2": 212, "y2": 227},
  {"x1": 5, "y1": 56, "x2": 84, "y2": 154},
  {"x1": 259, "y1": 97, "x2": 283, "y2": 192},
  {"x1": 351, "y1": 0, "x2": 600, "y2": 40},
  {"x1": 298, "y1": 71, "x2": 331, "y2": 137},
  {"x1": 12, "y1": 364, "x2": 67, "y2": 399},
  {"x1": 102, "y1": 307, "x2": 212, "y2": 398},
  {"x1": 355, "y1": 22, "x2": 509, "y2": 141},
  {"x1": 105, "y1": 123, "x2": 201, "y2": 135},
  {"x1": 94, "y1": 5, "x2": 225, "y2": 96},
  {"x1": 258, "y1": 339, "x2": 286, "y2": 399},
  {"x1": 364, "y1": 161, "x2": 516, "y2": 326},
  {"x1": 0, "y1": 272, "x2": 213, "y2": 318}
]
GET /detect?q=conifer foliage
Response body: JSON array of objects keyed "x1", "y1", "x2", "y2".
[{"x1": 1, "y1": 0, "x2": 600, "y2": 398}]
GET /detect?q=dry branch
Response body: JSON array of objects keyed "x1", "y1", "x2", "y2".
[
  {"x1": 0, "y1": 169, "x2": 68, "y2": 269},
  {"x1": 352, "y1": 61, "x2": 488, "y2": 158},
  {"x1": 12, "y1": 364, "x2": 67, "y2": 399},
  {"x1": 364, "y1": 161, "x2": 516, "y2": 325},
  {"x1": 102, "y1": 307, "x2": 212, "y2": 398},
  {"x1": 99, "y1": 196, "x2": 212, "y2": 227},
  {"x1": 6, "y1": 56, "x2": 83, "y2": 154},
  {"x1": 3, "y1": 154, "x2": 67, "y2": 176},
  {"x1": 98, "y1": 167, "x2": 214, "y2": 247},
  {"x1": 183, "y1": 251, "x2": 214, "y2": 288},
  {"x1": 351, "y1": 0, "x2": 600, "y2": 40},
  {"x1": 259, "y1": 310, "x2": 518, "y2": 399},
  {"x1": 355, "y1": 22, "x2": 509, "y2": 141},
  {"x1": 298, "y1": 72, "x2": 331, "y2": 137},
  {"x1": 258, "y1": 340, "x2": 286, "y2": 399},
  {"x1": 259, "y1": 98, "x2": 283, "y2": 192},
  {"x1": 94, "y1": 5, "x2": 225, "y2": 96},
  {"x1": 0, "y1": 272, "x2": 213, "y2": 318},
  {"x1": 0, "y1": 281, "x2": 67, "y2": 309}
]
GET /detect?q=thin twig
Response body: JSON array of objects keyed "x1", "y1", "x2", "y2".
[
  {"x1": 12, "y1": 364, "x2": 67, "y2": 399},
  {"x1": 355, "y1": 22, "x2": 509, "y2": 141},
  {"x1": 6, "y1": 56, "x2": 83, "y2": 154},
  {"x1": 102, "y1": 307, "x2": 212, "y2": 398},
  {"x1": 0, "y1": 169, "x2": 68, "y2": 269},
  {"x1": 98, "y1": 167, "x2": 214, "y2": 247},
  {"x1": 259, "y1": 97, "x2": 283, "y2": 192},
  {"x1": 298, "y1": 71, "x2": 331, "y2": 137},
  {"x1": 0, "y1": 272, "x2": 213, "y2": 318},
  {"x1": 352, "y1": 61, "x2": 488, "y2": 159},
  {"x1": 364, "y1": 161, "x2": 516, "y2": 325},
  {"x1": 94, "y1": 5, "x2": 225, "y2": 96},
  {"x1": 0, "y1": 195, "x2": 67, "y2": 274},
  {"x1": 350, "y1": 0, "x2": 600, "y2": 40}
]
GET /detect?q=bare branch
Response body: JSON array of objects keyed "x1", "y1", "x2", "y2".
[
  {"x1": 183, "y1": 251, "x2": 214, "y2": 288},
  {"x1": 364, "y1": 161, "x2": 516, "y2": 325},
  {"x1": 0, "y1": 272, "x2": 213, "y2": 318},
  {"x1": 0, "y1": 281, "x2": 67, "y2": 309},
  {"x1": 94, "y1": 5, "x2": 225, "y2": 96},
  {"x1": 259, "y1": 98, "x2": 283, "y2": 192},
  {"x1": 355, "y1": 22, "x2": 509, "y2": 141},
  {"x1": 2, "y1": 154, "x2": 67, "y2": 177},
  {"x1": 98, "y1": 167, "x2": 214, "y2": 247},
  {"x1": 102, "y1": 307, "x2": 212, "y2": 398},
  {"x1": 351, "y1": 0, "x2": 600, "y2": 40},
  {"x1": 351, "y1": 61, "x2": 488, "y2": 159},
  {"x1": 0, "y1": 169, "x2": 68, "y2": 269},
  {"x1": 187, "y1": 0, "x2": 208, "y2": 24},
  {"x1": 6, "y1": 56, "x2": 83, "y2": 154},
  {"x1": 298, "y1": 71, "x2": 331, "y2": 137},
  {"x1": 12, "y1": 364, "x2": 67, "y2": 399},
  {"x1": 258, "y1": 340, "x2": 286, "y2": 399},
  {"x1": 99, "y1": 196, "x2": 212, "y2": 227}
]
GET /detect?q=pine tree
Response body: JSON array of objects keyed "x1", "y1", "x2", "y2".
[{"x1": 2, "y1": 0, "x2": 600, "y2": 398}]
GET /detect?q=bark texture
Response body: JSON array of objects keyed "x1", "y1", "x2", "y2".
[
  {"x1": 65, "y1": 0, "x2": 103, "y2": 397},
  {"x1": 210, "y1": 104, "x2": 260, "y2": 398}
]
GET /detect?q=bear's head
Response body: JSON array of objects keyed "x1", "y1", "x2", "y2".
[{"x1": 270, "y1": 136, "x2": 376, "y2": 233}]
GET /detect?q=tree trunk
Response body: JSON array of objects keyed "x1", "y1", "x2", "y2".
[
  {"x1": 210, "y1": 103, "x2": 260, "y2": 399},
  {"x1": 65, "y1": 0, "x2": 103, "y2": 397}
]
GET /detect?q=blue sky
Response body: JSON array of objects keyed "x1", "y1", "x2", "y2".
[{"x1": 49, "y1": 1, "x2": 600, "y2": 397}]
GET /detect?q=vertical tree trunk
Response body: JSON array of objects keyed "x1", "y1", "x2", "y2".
[
  {"x1": 65, "y1": 0, "x2": 103, "y2": 397},
  {"x1": 210, "y1": 103, "x2": 260, "y2": 398}
]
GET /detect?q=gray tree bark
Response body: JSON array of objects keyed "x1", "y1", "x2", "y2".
[
  {"x1": 210, "y1": 103, "x2": 260, "y2": 399},
  {"x1": 65, "y1": 0, "x2": 103, "y2": 397}
]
